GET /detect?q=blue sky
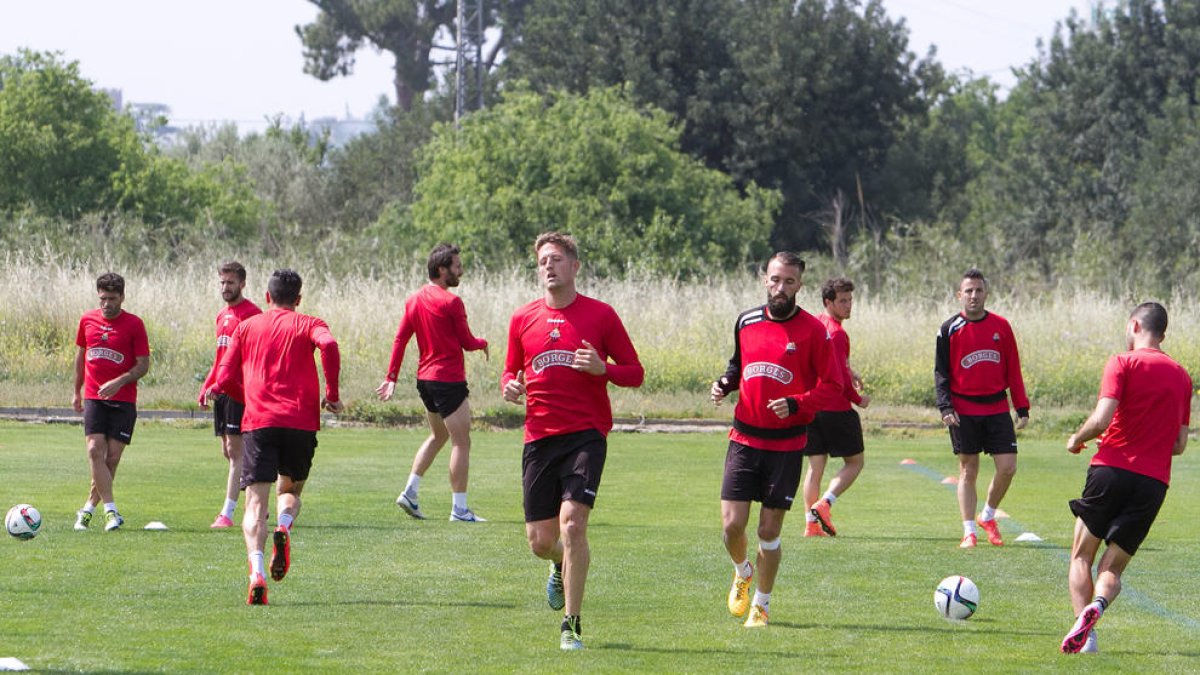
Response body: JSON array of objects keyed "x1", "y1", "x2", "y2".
[{"x1": 0, "y1": 0, "x2": 1095, "y2": 126}]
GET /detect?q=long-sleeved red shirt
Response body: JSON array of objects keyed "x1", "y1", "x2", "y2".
[
  {"x1": 935, "y1": 311, "x2": 1029, "y2": 417},
  {"x1": 502, "y1": 294, "x2": 643, "y2": 443},
  {"x1": 216, "y1": 308, "x2": 340, "y2": 432},
  {"x1": 720, "y1": 306, "x2": 844, "y2": 452},
  {"x1": 385, "y1": 284, "x2": 487, "y2": 383},
  {"x1": 199, "y1": 299, "x2": 262, "y2": 403}
]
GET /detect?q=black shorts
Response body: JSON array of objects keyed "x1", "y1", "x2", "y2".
[
  {"x1": 721, "y1": 441, "x2": 803, "y2": 510},
  {"x1": 416, "y1": 380, "x2": 469, "y2": 418},
  {"x1": 950, "y1": 413, "x2": 1017, "y2": 455},
  {"x1": 1069, "y1": 465, "x2": 1168, "y2": 556},
  {"x1": 241, "y1": 428, "x2": 318, "y2": 488},
  {"x1": 804, "y1": 409, "x2": 865, "y2": 458},
  {"x1": 83, "y1": 400, "x2": 137, "y2": 445},
  {"x1": 212, "y1": 394, "x2": 246, "y2": 437},
  {"x1": 522, "y1": 429, "x2": 607, "y2": 522}
]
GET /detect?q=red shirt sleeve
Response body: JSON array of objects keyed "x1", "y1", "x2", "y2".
[
  {"x1": 1004, "y1": 322, "x2": 1030, "y2": 411},
  {"x1": 831, "y1": 330, "x2": 862, "y2": 406},
  {"x1": 600, "y1": 309, "x2": 643, "y2": 388},
  {"x1": 1098, "y1": 354, "x2": 1123, "y2": 401},
  {"x1": 385, "y1": 306, "x2": 416, "y2": 382},
  {"x1": 312, "y1": 321, "x2": 340, "y2": 402},
  {"x1": 501, "y1": 311, "x2": 524, "y2": 390},
  {"x1": 451, "y1": 296, "x2": 488, "y2": 352},
  {"x1": 791, "y1": 326, "x2": 844, "y2": 417},
  {"x1": 215, "y1": 329, "x2": 245, "y2": 403}
]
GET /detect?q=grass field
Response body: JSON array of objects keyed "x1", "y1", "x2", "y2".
[{"x1": 1, "y1": 421, "x2": 1197, "y2": 673}]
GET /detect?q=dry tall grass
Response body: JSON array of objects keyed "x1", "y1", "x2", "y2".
[{"x1": 2, "y1": 253, "x2": 1196, "y2": 422}]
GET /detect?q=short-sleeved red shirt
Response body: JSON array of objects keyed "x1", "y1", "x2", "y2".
[
  {"x1": 818, "y1": 312, "x2": 862, "y2": 411},
  {"x1": 75, "y1": 309, "x2": 150, "y2": 403},
  {"x1": 200, "y1": 299, "x2": 262, "y2": 400},
  {"x1": 1092, "y1": 348, "x2": 1192, "y2": 485}
]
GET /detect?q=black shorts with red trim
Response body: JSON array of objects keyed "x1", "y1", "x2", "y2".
[
  {"x1": 720, "y1": 441, "x2": 803, "y2": 510},
  {"x1": 1069, "y1": 465, "x2": 1168, "y2": 556},
  {"x1": 522, "y1": 429, "x2": 607, "y2": 522}
]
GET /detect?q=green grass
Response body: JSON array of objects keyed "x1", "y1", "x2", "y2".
[{"x1": 1, "y1": 421, "x2": 1197, "y2": 672}]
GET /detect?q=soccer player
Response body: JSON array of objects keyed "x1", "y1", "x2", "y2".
[
  {"x1": 711, "y1": 253, "x2": 842, "y2": 628},
  {"x1": 1059, "y1": 302, "x2": 1190, "y2": 654},
  {"x1": 72, "y1": 272, "x2": 151, "y2": 532},
  {"x1": 501, "y1": 232, "x2": 644, "y2": 650},
  {"x1": 803, "y1": 277, "x2": 870, "y2": 537},
  {"x1": 376, "y1": 244, "x2": 489, "y2": 522},
  {"x1": 934, "y1": 269, "x2": 1029, "y2": 548},
  {"x1": 216, "y1": 269, "x2": 342, "y2": 605},
  {"x1": 198, "y1": 261, "x2": 262, "y2": 529}
]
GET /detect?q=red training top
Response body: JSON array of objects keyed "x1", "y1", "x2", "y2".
[
  {"x1": 1092, "y1": 348, "x2": 1192, "y2": 486},
  {"x1": 501, "y1": 294, "x2": 643, "y2": 443},
  {"x1": 935, "y1": 311, "x2": 1030, "y2": 417},
  {"x1": 818, "y1": 312, "x2": 863, "y2": 412},
  {"x1": 199, "y1": 298, "x2": 262, "y2": 403},
  {"x1": 719, "y1": 306, "x2": 844, "y2": 452},
  {"x1": 385, "y1": 284, "x2": 487, "y2": 383},
  {"x1": 75, "y1": 309, "x2": 150, "y2": 403},
  {"x1": 216, "y1": 308, "x2": 340, "y2": 432}
]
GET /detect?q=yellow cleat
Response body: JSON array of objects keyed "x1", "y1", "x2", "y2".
[
  {"x1": 744, "y1": 604, "x2": 769, "y2": 627},
  {"x1": 727, "y1": 569, "x2": 753, "y2": 617}
]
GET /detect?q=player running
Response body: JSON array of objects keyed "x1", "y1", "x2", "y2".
[
  {"x1": 502, "y1": 232, "x2": 644, "y2": 650},
  {"x1": 72, "y1": 272, "x2": 151, "y2": 532},
  {"x1": 803, "y1": 277, "x2": 870, "y2": 537},
  {"x1": 1060, "y1": 302, "x2": 1190, "y2": 654},
  {"x1": 934, "y1": 269, "x2": 1029, "y2": 548},
  {"x1": 376, "y1": 244, "x2": 489, "y2": 522},
  {"x1": 711, "y1": 252, "x2": 842, "y2": 628},
  {"x1": 216, "y1": 269, "x2": 343, "y2": 605},
  {"x1": 198, "y1": 261, "x2": 262, "y2": 529}
]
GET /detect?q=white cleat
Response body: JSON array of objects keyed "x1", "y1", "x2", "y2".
[
  {"x1": 449, "y1": 508, "x2": 487, "y2": 522},
  {"x1": 395, "y1": 492, "x2": 426, "y2": 520}
]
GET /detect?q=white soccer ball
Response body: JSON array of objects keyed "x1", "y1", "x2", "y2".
[
  {"x1": 934, "y1": 575, "x2": 979, "y2": 620},
  {"x1": 6, "y1": 504, "x2": 42, "y2": 540}
]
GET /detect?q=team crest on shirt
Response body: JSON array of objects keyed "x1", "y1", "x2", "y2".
[
  {"x1": 217, "y1": 335, "x2": 232, "y2": 348},
  {"x1": 86, "y1": 347, "x2": 125, "y2": 364},
  {"x1": 547, "y1": 318, "x2": 564, "y2": 341},
  {"x1": 785, "y1": 341, "x2": 796, "y2": 353},
  {"x1": 960, "y1": 350, "x2": 1001, "y2": 369},
  {"x1": 532, "y1": 349, "x2": 576, "y2": 373},
  {"x1": 993, "y1": 332, "x2": 1000, "y2": 342},
  {"x1": 743, "y1": 361, "x2": 794, "y2": 384}
]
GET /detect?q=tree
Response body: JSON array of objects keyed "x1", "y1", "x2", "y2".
[
  {"x1": 296, "y1": 0, "x2": 530, "y2": 111},
  {"x1": 393, "y1": 86, "x2": 779, "y2": 275}
]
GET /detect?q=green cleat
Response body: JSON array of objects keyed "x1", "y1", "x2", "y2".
[
  {"x1": 104, "y1": 510, "x2": 124, "y2": 532},
  {"x1": 546, "y1": 562, "x2": 565, "y2": 610},
  {"x1": 74, "y1": 510, "x2": 92, "y2": 531}
]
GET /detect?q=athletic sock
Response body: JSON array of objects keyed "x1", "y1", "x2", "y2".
[
  {"x1": 1093, "y1": 596, "x2": 1109, "y2": 612},
  {"x1": 249, "y1": 551, "x2": 265, "y2": 578},
  {"x1": 734, "y1": 559, "x2": 752, "y2": 579},
  {"x1": 278, "y1": 513, "x2": 294, "y2": 530},
  {"x1": 405, "y1": 473, "x2": 422, "y2": 497},
  {"x1": 804, "y1": 511, "x2": 818, "y2": 523},
  {"x1": 452, "y1": 492, "x2": 468, "y2": 511},
  {"x1": 963, "y1": 520, "x2": 976, "y2": 536},
  {"x1": 81, "y1": 502, "x2": 96, "y2": 514},
  {"x1": 752, "y1": 590, "x2": 771, "y2": 611},
  {"x1": 821, "y1": 491, "x2": 837, "y2": 506},
  {"x1": 980, "y1": 504, "x2": 997, "y2": 521},
  {"x1": 221, "y1": 499, "x2": 237, "y2": 519},
  {"x1": 104, "y1": 502, "x2": 117, "y2": 514}
]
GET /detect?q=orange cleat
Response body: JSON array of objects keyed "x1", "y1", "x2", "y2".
[
  {"x1": 810, "y1": 499, "x2": 837, "y2": 536},
  {"x1": 977, "y1": 518, "x2": 1003, "y2": 546},
  {"x1": 804, "y1": 521, "x2": 827, "y2": 537},
  {"x1": 247, "y1": 574, "x2": 269, "y2": 605},
  {"x1": 270, "y1": 526, "x2": 291, "y2": 581}
]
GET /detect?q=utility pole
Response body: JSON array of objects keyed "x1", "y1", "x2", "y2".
[{"x1": 455, "y1": 0, "x2": 485, "y2": 127}]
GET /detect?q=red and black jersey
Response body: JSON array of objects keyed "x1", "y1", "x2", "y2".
[
  {"x1": 385, "y1": 284, "x2": 488, "y2": 383},
  {"x1": 200, "y1": 298, "x2": 262, "y2": 402},
  {"x1": 719, "y1": 306, "x2": 843, "y2": 452},
  {"x1": 502, "y1": 294, "x2": 643, "y2": 443},
  {"x1": 818, "y1": 312, "x2": 863, "y2": 411},
  {"x1": 935, "y1": 311, "x2": 1029, "y2": 417},
  {"x1": 75, "y1": 309, "x2": 150, "y2": 403}
]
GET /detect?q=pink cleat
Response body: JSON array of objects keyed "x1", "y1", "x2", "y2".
[{"x1": 210, "y1": 514, "x2": 234, "y2": 529}]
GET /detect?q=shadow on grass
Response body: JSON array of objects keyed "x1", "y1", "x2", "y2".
[
  {"x1": 768, "y1": 618, "x2": 1050, "y2": 637},
  {"x1": 600, "y1": 643, "x2": 805, "y2": 658},
  {"x1": 280, "y1": 598, "x2": 518, "y2": 609}
]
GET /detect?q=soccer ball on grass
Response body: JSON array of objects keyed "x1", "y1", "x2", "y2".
[
  {"x1": 6, "y1": 504, "x2": 42, "y2": 540},
  {"x1": 934, "y1": 575, "x2": 978, "y2": 620}
]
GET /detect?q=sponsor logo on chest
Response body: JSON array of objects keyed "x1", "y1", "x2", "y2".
[
  {"x1": 743, "y1": 361, "x2": 794, "y2": 384},
  {"x1": 87, "y1": 347, "x2": 125, "y2": 364},
  {"x1": 532, "y1": 349, "x2": 576, "y2": 373},
  {"x1": 960, "y1": 349, "x2": 1001, "y2": 369}
]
